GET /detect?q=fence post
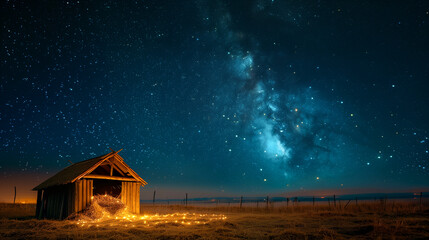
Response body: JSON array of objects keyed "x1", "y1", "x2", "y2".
[
  {"x1": 266, "y1": 196, "x2": 269, "y2": 208},
  {"x1": 286, "y1": 197, "x2": 289, "y2": 207},
  {"x1": 185, "y1": 193, "x2": 188, "y2": 207},
  {"x1": 344, "y1": 199, "x2": 351, "y2": 209},
  {"x1": 313, "y1": 196, "x2": 315, "y2": 207},
  {"x1": 384, "y1": 195, "x2": 388, "y2": 211},
  {"x1": 333, "y1": 195, "x2": 336, "y2": 208},
  {"x1": 420, "y1": 192, "x2": 423, "y2": 211},
  {"x1": 153, "y1": 190, "x2": 156, "y2": 205}
]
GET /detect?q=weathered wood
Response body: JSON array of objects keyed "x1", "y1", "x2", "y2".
[
  {"x1": 133, "y1": 183, "x2": 136, "y2": 213},
  {"x1": 52, "y1": 191, "x2": 58, "y2": 218},
  {"x1": 89, "y1": 180, "x2": 92, "y2": 205},
  {"x1": 128, "y1": 182, "x2": 132, "y2": 212},
  {"x1": 83, "y1": 180, "x2": 86, "y2": 208},
  {"x1": 86, "y1": 180, "x2": 90, "y2": 206},
  {"x1": 86, "y1": 180, "x2": 89, "y2": 205},
  {"x1": 69, "y1": 184, "x2": 74, "y2": 215},
  {"x1": 89, "y1": 180, "x2": 93, "y2": 203},
  {"x1": 130, "y1": 183, "x2": 136, "y2": 213},
  {"x1": 74, "y1": 182, "x2": 78, "y2": 213},
  {"x1": 43, "y1": 191, "x2": 48, "y2": 218},
  {"x1": 80, "y1": 180, "x2": 84, "y2": 211},
  {"x1": 77, "y1": 181, "x2": 82, "y2": 212},
  {"x1": 123, "y1": 182, "x2": 127, "y2": 206},
  {"x1": 134, "y1": 183, "x2": 138, "y2": 213},
  {"x1": 136, "y1": 184, "x2": 140, "y2": 214},
  {"x1": 86, "y1": 180, "x2": 89, "y2": 206},
  {"x1": 121, "y1": 182, "x2": 126, "y2": 206},
  {"x1": 87, "y1": 180, "x2": 90, "y2": 207},
  {"x1": 135, "y1": 183, "x2": 138, "y2": 213},
  {"x1": 57, "y1": 191, "x2": 61, "y2": 218},
  {"x1": 112, "y1": 154, "x2": 147, "y2": 184},
  {"x1": 74, "y1": 182, "x2": 77, "y2": 213},
  {"x1": 70, "y1": 152, "x2": 115, "y2": 183},
  {"x1": 125, "y1": 182, "x2": 129, "y2": 206},
  {"x1": 112, "y1": 155, "x2": 130, "y2": 174},
  {"x1": 49, "y1": 191, "x2": 54, "y2": 218},
  {"x1": 131, "y1": 183, "x2": 134, "y2": 212},
  {"x1": 115, "y1": 152, "x2": 124, "y2": 161},
  {"x1": 83, "y1": 174, "x2": 137, "y2": 181},
  {"x1": 46, "y1": 191, "x2": 52, "y2": 218},
  {"x1": 39, "y1": 190, "x2": 45, "y2": 219},
  {"x1": 50, "y1": 192, "x2": 54, "y2": 218},
  {"x1": 77, "y1": 181, "x2": 81, "y2": 212},
  {"x1": 125, "y1": 182, "x2": 129, "y2": 210},
  {"x1": 127, "y1": 182, "x2": 131, "y2": 212},
  {"x1": 66, "y1": 185, "x2": 70, "y2": 216},
  {"x1": 59, "y1": 191, "x2": 65, "y2": 219},
  {"x1": 109, "y1": 160, "x2": 126, "y2": 176},
  {"x1": 45, "y1": 191, "x2": 50, "y2": 218},
  {"x1": 83, "y1": 180, "x2": 87, "y2": 210},
  {"x1": 35, "y1": 190, "x2": 42, "y2": 218},
  {"x1": 56, "y1": 191, "x2": 60, "y2": 219},
  {"x1": 87, "y1": 180, "x2": 90, "y2": 206},
  {"x1": 129, "y1": 182, "x2": 132, "y2": 212}
]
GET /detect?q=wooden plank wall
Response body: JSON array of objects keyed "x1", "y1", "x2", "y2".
[
  {"x1": 35, "y1": 180, "x2": 94, "y2": 219},
  {"x1": 35, "y1": 190, "x2": 42, "y2": 218},
  {"x1": 37, "y1": 187, "x2": 67, "y2": 219},
  {"x1": 73, "y1": 179, "x2": 93, "y2": 214},
  {"x1": 67, "y1": 183, "x2": 74, "y2": 216},
  {"x1": 121, "y1": 182, "x2": 140, "y2": 214},
  {"x1": 136, "y1": 183, "x2": 140, "y2": 214}
]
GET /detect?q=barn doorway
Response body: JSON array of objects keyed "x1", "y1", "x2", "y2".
[{"x1": 92, "y1": 179, "x2": 122, "y2": 198}]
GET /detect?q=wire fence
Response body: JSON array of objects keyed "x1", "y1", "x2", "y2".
[{"x1": 141, "y1": 192, "x2": 429, "y2": 210}]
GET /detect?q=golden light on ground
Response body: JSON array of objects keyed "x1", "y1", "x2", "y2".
[
  {"x1": 73, "y1": 195, "x2": 226, "y2": 228},
  {"x1": 75, "y1": 212, "x2": 227, "y2": 228}
]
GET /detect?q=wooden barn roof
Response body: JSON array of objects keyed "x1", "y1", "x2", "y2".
[{"x1": 33, "y1": 150, "x2": 147, "y2": 190}]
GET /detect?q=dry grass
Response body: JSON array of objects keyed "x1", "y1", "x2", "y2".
[{"x1": 1, "y1": 201, "x2": 428, "y2": 239}]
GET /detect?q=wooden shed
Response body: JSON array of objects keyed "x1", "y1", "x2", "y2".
[{"x1": 33, "y1": 149, "x2": 147, "y2": 219}]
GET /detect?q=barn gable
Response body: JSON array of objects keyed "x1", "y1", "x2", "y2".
[{"x1": 33, "y1": 150, "x2": 147, "y2": 190}]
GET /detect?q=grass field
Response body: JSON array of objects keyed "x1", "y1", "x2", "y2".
[{"x1": 1, "y1": 201, "x2": 428, "y2": 239}]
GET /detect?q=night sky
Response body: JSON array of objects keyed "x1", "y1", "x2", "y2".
[{"x1": 1, "y1": 1, "x2": 429, "y2": 202}]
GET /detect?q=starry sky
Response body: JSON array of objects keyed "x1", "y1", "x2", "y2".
[{"x1": 1, "y1": 1, "x2": 429, "y2": 202}]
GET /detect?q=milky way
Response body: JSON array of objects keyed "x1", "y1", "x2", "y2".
[{"x1": 1, "y1": 1, "x2": 429, "y2": 199}]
